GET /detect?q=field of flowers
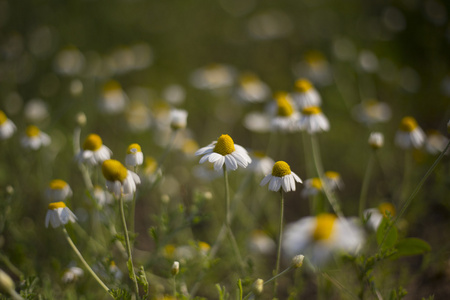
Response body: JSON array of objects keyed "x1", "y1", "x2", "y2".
[{"x1": 0, "y1": 0, "x2": 449, "y2": 299}]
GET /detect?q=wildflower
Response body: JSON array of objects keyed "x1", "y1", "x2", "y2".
[
  {"x1": 425, "y1": 130, "x2": 449, "y2": 155},
  {"x1": 190, "y1": 63, "x2": 236, "y2": 90},
  {"x1": 291, "y1": 78, "x2": 322, "y2": 109},
  {"x1": 352, "y1": 100, "x2": 392, "y2": 125},
  {"x1": 170, "y1": 109, "x2": 188, "y2": 130},
  {"x1": 260, "y1": 161, "x2": 302, "y2": 192},
  {"x1": 101, "y1": 159, "x2": 141, "y2": 198},
  {"x1": 301, "y1": 178, "x2": 323, "y2": 197},
  {"x1": 62, "y1": 266, "x2": 84, "y2": 283},
  {"x1": 54, "y1": 46, "x2": 85, "y2": 76},
  {"x1": 298, "y1": 106, "x2": 330, "y2": 134},
  {"x1": 324, "y1": 171, "x2": 344, "y2": 191},
  {"x1": 248, "y1": 151, "x2": 275, "y2": 176},
  {"x1": 98, "y1": 80, "x2": 127, "y2": 114},
  {"x1": 142, "y1": 156, "x2": 160, "y2": 183},
  {"x1": 24, "y1": 99, "x2": 49, "y2": 123},
  {"x1": 368, "y1": 132, "x2": 384, "y2": 149},
  {"x1": 270, "y1": 92, "x2": 301, "y2": 132},
  {"x1": 125, "y1": 143, "x2": 144, "y2": 167},
  {"x1": 197, "y1": 241, "x2": 211, "y2": 256},
  {"x1": 293, "y1": 51, "x2": 332, "y2": 86},
  {"x1": 252, "y1": 279, "x2": 264, "y2": 296},
  {"x1": 93, "y1": 185, "x2": 113, "y2": 207},
  {"x1": 291, "y1": 254, "x2": 305, "y2": 268},
  {"x1": 395, "y1": 116, "x2": 425, "y2": 150},
  {"x1": 45, "y1": 201, "x2": 77, "y2": 228},
  {"x1": 171, "y1": 261, "x2": 179, "y2": 276},
  {"x1": 21, "y1": 125, "x2": 51, "y2": 150},
  {"x1": 195, "y1": 134, "x2": 252, "y2": 171},
  {"x1": 0, "y1": 110, "x2": 16, "y2": 140},
  {"x1": 46, "y1": 179, "x2": 72, "y2": 202},
  {"x1": 235, "y1": 72, "x2": 271, "y2": 103},
  {"x1": 125, "y1": 100, "x2": 152, "y2": 132},
  {"x1": 283, "y1": 213, "x2": 364, "y2": 265},
  {"x1": 76, "y1": 134, "x2": 112, "y2": 166},
  {"x1": 364, "y1": 202, "x2": 396, "y2": 230},
  {"x1": 75, "y1": 112, "x2": 87, "y2": 127},
  {"x1": 248, "y1": 230, "x2": 276, "y2": 255},
  {"x1": 109, "y1": 261, "x2": 123, "y2": 280},
  {"x1": 243, "y1": 111, "x2": 271, "y2": 133},
  {"x1": 162, "y1": 84, "x2": 186, "y2": 105}
]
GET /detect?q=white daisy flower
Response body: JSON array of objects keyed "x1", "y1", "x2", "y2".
[
  {"x1": 125, "y1": 143, "x2": 144, "y2": 167},
  {"x1": 142, "y1": 156, "x2": 160, "y2": 184},
  {"x1": 98, "y1": 80, "x2": 127, "y2": 115},
  {"x1": 0, "y1": 110, "x2": 16, "y2": 140},
  {"x1": 21, "y1": 125, "x2": 51, "y2": 150},
  {"x1": 298, "y1": 106, "x2": 330, "y2": 134},
  {"x1": 45, "y1": 201, "x2": 77, "y2": 228},
  {"x1": 93, "y1": 185, "x2": 113, "y2": 207},
  {"x1": 291, "y1": 78, "x2": 322, "y2": 109},
  {"x1": 62, "y1": 266, "x2": 84, "y2": 283},
  {"x1": 190, "y1": 63, "x2": 236, "y2": 90},
  {"x1": 283, "y1": 213, "x2": 364, "y2": 266},
  {"x1": 368, "y1": 132, "x2": 384, "y2": 149},
  {"x1": 395, "y1": 116, "x2": 425, "y2": 150},
  {"x1": 364, "y1": 202, "x2": 396, "y2": 231},
  {"x1": 109, "y1": 261, "x2": 123, "y2": 280},
  {"x1": 352, "y1": 100, "x2": 392, "y2": 125},
  {"x1": 235, "y1": 72, "x2": 271, "y2": 103},
  {"x1": 76, "y1": 134, "x2": 112, "y2": 166},
  {"x1": 24, "y1": 99, "x2": 49, "y2": 123},
  {"x1": 101, "y1": 159, "x2": 141, "y2": 198},
  {"x1": 248, "y1": 151, "x2": 275, "y2": 176},
  {"x1": 248, "y1": 230, "x2": 276, "y2": 255},
  {"x1": 46, "y1": 179, "x2": 73, "y2": 202},
  {"x1": 195, "y1": 134, "x2": 252, "y2": 171},
  {"x1": 293, "y1": 51, "x2": 332, "y2": 87},
  {"x1": 324, "y1": 171, "x2": 344, "y2": 191},
  {"x1": 425, "y1": 130, "x2": 449, "y2": 155},
  {"x1": 270, "y1": 92, "x2": 301, "y2": 132},
  {"x1": 170, "y1": 109, "x2": 188, "y2": 130},
  {"x1": 301, "y1": 177, "x2": 323, "y2": 198},
  {"x1": 260, "y1": 161, "x2": 302, "y2": 192},
  {"x1": 243, "y1": 111, "x2": 271, "y2": 133},
  {"x1": 125, "y1": 100, "x2": 152, "y2": 132},
  {"x1": 162, "y1": 84, "x2": 186, "y2": 105}
]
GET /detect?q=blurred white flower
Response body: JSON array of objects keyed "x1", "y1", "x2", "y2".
[
  {"x1": 298, "y1": 106, "x2": 330, "y2": 134},
  {"x1": 45, "y1": 202, "x2": 77, "y2": 228},
  {"x1": 270, "y1": 92, "x2": 301, "y2": 132},
  {"x1": 62, "y1": 266, "x2": 84, "y2": 283},
  {"x1": 98, "y1": 80, "x2": 128, "y2": 115},
  {"x1": 248, "y1": 230, "x2": 276, "y2": 255},
  {"x1": 293, "y1": 51, "x2": 332, "y2": 87},
  {"x1": 260, "y1": 161, "x2": 302, "y2": 192},
  {"x1": 0, "y1": 110, "x2": 16, "y2": 140},
  {"x1": 364, "y1": 202, "x2": 396, "y2": 231},
  {"x1": 162, "y1": 84, "x2": 186, "y2": 105},
  {"x1": 291, "y1": 78, "x2": 322, "y2": 109},
  {"x1": 102, "y1": 159, "x2": 141, "y2": 198},
  {"x1": 425, "y1": 130, "x2": 449, "y2": 155},
  {"x1": 301, "y1": 177, "x2": 323, "y2": 198},
  {"x1": 247, "y1": 151, "x2": 275, "y2": 176},
  {"x1": 235, "y1": 72, "x2": 271, "y2": 103},
  {"x1": 21, "y1": 125, "x2": 51, "y2": 150},
  {"x1": 352, "y1": 100, "x2": 392, "y2": 125},
  {"x1": 243, "y1": 111, "x2": 271, "y2": 133},
  {"x1": 54, "y1": 46, "x2": 85, "y2": 76},
  {"x1": 395, "y1": 116, "x2": 425, "y2": 150},
  {"x1": 125, "y1": 101, "x2": 152, "y2": 132},
  {"x1": 170, "y1": 109, "x2": 188, "y2": 130},
  {"x1": 190, "y1": 63, "x2": 236, "y2": 90},
  {"x1": 93, "y1": 185, "x2": 113, "y2": 207},
  {"x1": 324, "y1": 171, "x2": 344, "y2": 191},
  {"x1": 46, "y1": 179, "x2": 72, "y2": 202},
  {"x1": 368, "y1": 132, "x2": 384, "y2": 149},
  {"x1": 24, "y1": 99, "x2": 49, "y2": 123},
  {"x1": 76, "y1": 134, "x2": 112, "y2": 166}
]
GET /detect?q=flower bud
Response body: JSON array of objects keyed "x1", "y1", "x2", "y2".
[
  {"x1": 171, "y1": 261, "x2": 179, "y2": 276},
  {"x1": 75, "y1": 112, "x2": 87, "y2": 127},
  {"x1": 291, "y1": 254, "x2": 305, "y2": 268},
  {"x1": 368, "y1": 132, "x2": 384, "y2": 149},
  {"x1": 252, "y1": 278, "x2": 264, "y2": 295}
]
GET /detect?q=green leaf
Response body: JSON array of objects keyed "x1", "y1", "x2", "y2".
[
  {"x1": 376, "y1": 217, "x2": 398, "y2": 249},
  {"x1": 390, "y1": 238, "x2": 431, "y2": 259}
]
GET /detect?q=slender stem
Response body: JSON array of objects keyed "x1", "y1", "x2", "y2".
[
  {"x1": 243, "y1": 266, "x2": 294, "y2": 300},
  {"x1": 62, "y1": 227, "x2": 112, "y2": 297},
  {"x1": 173, "y1": 276, "x2": 177, "y2": 298},
  {"x1": 119, "y1": 195, "x2": 140, "y2": 295},
  {"x1": 224, "y1": 167, "x2": 231, "y2": 226},
  {"x1": 130, "y1": 166, "x2": 138, "y2": 234},
  {"x1": 359, "y1": 151, "x2": 375, "y2": 219},
  {"x1": 400, "y1": 150, "x2": 412, "y2": 203},
  {"x1": 273, "y1": 189, "x2": 284, "y2": 297}
]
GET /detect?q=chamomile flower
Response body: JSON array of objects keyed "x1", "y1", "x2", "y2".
[
  {"x1": 195, "y1": 134, "x2": 252, "y2": 171},
  {"x1": 46, "y1": 179, "x2": 73, "y2": 202},
  {"x1": 298, "y1": 106, "x2": 330, "y2": 134},
  {"x1": 425, "y1": 130, "x2": 449, "y2": 155},
  {"x1": 93, "y1": 185, "x2": 113, "y2": 207},
  {"x1": 293, "y1": 51, "x2": 332, "y2": 86},
  {"x1": 125, "y1": 143, "x2": 144, "y2": 167},
  {"x1": 45, "y1": 201, "x2": 77, "y2": 228},
  {"x1": 76, "y1": 134, "x2": 112, "y2": 166},
  {"x1": 301, "y1": 177, "x2": 323, "y2": 197},
  {"x1": 0, "y1": 110, "x2": 16, "y2": 140},
  {"x1": 190, "y1": 63, "x2": 236, "y2": 90},
  {"x1": 243, "y1": 111, "x2": 271, "y2": 133},
  {"x1": 291, "y1": 78, "x2": 322, "y2": 109},
  {"x1": 283, "y1": 213, "x2": 364, "y2": 265},
  {"x1": 352, "y1": 100, "x2": 392, "y2": 125},
  {"x1": 248, "y1": 230, "x2": 276, "y2": 255},
  {"x1": 142, "y1": 156, "x2": 160, "y2": 184},
  {"x1": 324, "y1": 171, "x2": 344, "y2": 191},
  {"x1": 260, "y1": 161, "x2": 302, "y2": 192},
  {"x1": 235, "y1": 72, "x2": 271, "y2": 103},
  {"x1": 62, "y1": 266, "x2": 84, "y2": 283},
  {"x1": 101, "y1": 159, "x2": 141, "y2": 198},
  {"x1": 248, "y1": 151, "x2": 275, "y2": 176},
  {"x1": 395, "y1": 116, "x2": 425, "y2": 150},
  {"x1": 170, "y1": 109, "x2": 188, "y2": 130},
  {"x1": 98, "y1": 80, "x2": 127, "y2": 114},
  {"x1": 368, "y1": 132, "x2": 384, "y2": 149},
  {"x1": 21, "y1": 125, "x2": 51, "y2": 150},
  {"x1": 364, "y1": 202, "x2": 396, "y2": 231},
  {"x1": 270, "y1": 92, "x2": 301, "y2": 132}
]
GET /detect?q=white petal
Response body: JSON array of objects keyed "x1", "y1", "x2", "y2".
[
  {"x1": 213, "y1": 156, "x2": 225, "y2": 171},
  {"x1": 224, "y1": 155, "x2": 238, "y2": 171},
  {"x1": 260, "y1": 175, "x2": 272, "y2": 186},
  {"x1": 45, "y1": 211, "x2": 51, "y2": 228},
  {"x1": 195, "y1": 145, "x2": 214, "y2": 156},
  {"x1": 199, "y1": 153, "x2": 212, "y2": 164},
  {"x1": 208, "y1": 152, "x2": 223, "y2": 163},
  {"x1": 292, "y1": 172, "x2": 303, "y2": 183}
]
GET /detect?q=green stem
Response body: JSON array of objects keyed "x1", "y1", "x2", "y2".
[
  {"x1": 243, "y1": 266, "x2": 294, "y2": 300},
  {"x1": 62, "y1": 227, "x2": 112, "y2": 297},
  {"x1": 173, "y1": 276, "x2": 177, "y2": 298},
  {"x1": 359, "y1": 151, "x2": 375, "y2": 219},
  {"x1": 130, "y1": 166, "x2": 138, "y2": 234},
  {"x1": 273, "y1": 190, "x2": 284, "y2": 297},
  {"x1": 119, "y1": 195, "x2": 140, "y2": 296},
  {"x1": 400, "y1": 150, "x2": 412, "y2": 203}
]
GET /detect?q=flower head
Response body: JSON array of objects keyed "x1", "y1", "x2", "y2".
[
  {"x1": 301, "y1": 177, "x2": 323, "y2": 197},
  {"x1": 292, "y1": 78, "x2": 322, "y2": 109},
  {"x1": 195, "y1": 134, "x2": 252, "y2": 171},
  {"x1": 324, "y1": 171, "x2": 344, "y2": 191},
  {"x1": 235, "y1": 72, "x2": 271, "y2": 103},
  {"x1": 299, "y1": 106, "x2": 330, "y2": 134},
  {"x1": 270, "y1": 92, "x2": 301, "y2": 132},
  {"x1": 98, "y1": 80, "x2": 127, "y2": 114},
  {"x1": 62, "y1": 266, "x2": 84, "y2": 283},
  {"x1": 425, "y1": 130, "x2": 449, "y2": 155},
  {"x1": 170, "y1": 109, "x2": 188, "y2": 130},
  {"x1": 102, "y1": 159, "x2": 141, "y2": 197},
  {"x1": 76, "y1": 134, "x2": 112, "y2": 166},
  {"x1": 368, "y1": 132, "x2": 384, "y2": 149},
  {"x1": 125, "y1": 143, "x2": 144, "y2": 167},
  {"x1": 352, "y1": 100, "x2": 391, "y2": 125},
  {"x1": 364, "y1": 202, "x2": 396, "y2": 230},
  {"x1": 21, "y1": 125, "x2": 51, "y2": 150},
  {"x1": 247, "y1": 151, "x2": 275, "y2": 176},
  {"x1": 190, "y1": 63, "x2": 236, "y2": 90},
  {"x1": 46, "y1": 179, "x2": 73, "y2": 202},
  {"x1": 45, "y1": 201, "x2": 77, "y2": 228},
  {"x1": 0, "y1": 110, "x2": 16, "y2": 140},
  {"x1": 395, "y1": 116, "x2": 425, "y2": 149},
  {"x1": 260, "y1": 161, "x2": 302, "y2": 192}
]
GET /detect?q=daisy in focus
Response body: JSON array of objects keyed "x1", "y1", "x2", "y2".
[
  {"x1": 0, "y1": 110, "x2": 16, "y2": 140},
  {"x1": 195, "y1": 134, "x2": 252, "y2": 171},
  {"x1": 364, "y1": 202, "x2": 396, "y2": 231},
  {"x1": 101, "y1": 159, "x2": 141, "y2": 198},
  {"x1": 283, "y1": 213, "x2": 364, "y2": 265},
  {"x1": 298, "y1": 106, "x2": 330, "y2": 134},
  {"x1": 46, "y1": 179, "x2": 73, "y2": 202},
  {"x1": 270, "y1": 92, "x2": 301, "y2": 132},
  {"x1": 45, "y1": 201, "x2": 77, "y2": 228},
  {"x1": 21, "y1": 125, "x2": 51, "y2": 150},
  {"x1": 76, "y1": 134, "x2": 112, "y2": 166},
  {"x1": 125, "y1": 143, "x2": 144, "y2": 167},
  {"x1": 291, "y1": 78, "x2": 322, "y2": 109},
  {"x1": 260, "y1": 161, "x2": 302, "y2": 192},
  {"x1": 395, "y1": 116, "x2": 425, "y2": 150}
]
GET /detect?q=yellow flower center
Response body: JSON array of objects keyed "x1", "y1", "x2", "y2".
[
  {"x1": 275, "y1": 93, "x2": 294, "y2": 117},
  {"x1": 325, "y1": 171, "x2": 340, "y2": 179},
  {"x1": 312, "y1": 213, "x2": 337, "y2": 241},
  {"x1": 213, "y1": 134, "x2": 235, "y2": 156},
  {"x1": 48, "y1": 201, "x2": 66, "y2": 210},
  {"x1": 103, "y1": 80, "x2": 121, "y2": 92},
  {"x1": 302, "y1": 106, "x2": 322, "y2": 116},
  {"x1": 295, "y1": 78, "x2": 313, "y2": 92},
  {"x1": 49, "y1": 179, "x2": 68, "y2": 190},
  {"x1": 378, "y1": 202, "x2": 396, "y2": 218},
  {"x1": 198, "y1": 241, "x2": 211, "y2": 252},
  {"x1": 127, "y1": 143, "x2": 142, "y2": 154},
  {"x1": 102, "y1": 159, "x2": 128, "y2": 182},
  {"x1": 144, "y1": 157, "x2": 157, "y2": 174},
  {"x1": 271, "y1": 161, "x2": 292, "y2": 177},
  {"x1": 164, "y1": 244, "x2": 176, "y2": 257},
  {"x1": 399, "y1": 116, "x2": 418, "y2": 132},
  {"x1": 83, "y1": 134, "x2": 103, "y2": 151},
  {"x1": 0, "y1": 110, "x2": 7, "y2": 125},
  {"x1": 26, "y1": 125, "x2": 40, "y2": 137},
  {"x1": 311, "y1": 177, "x2": 323, "y2": 190}
]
